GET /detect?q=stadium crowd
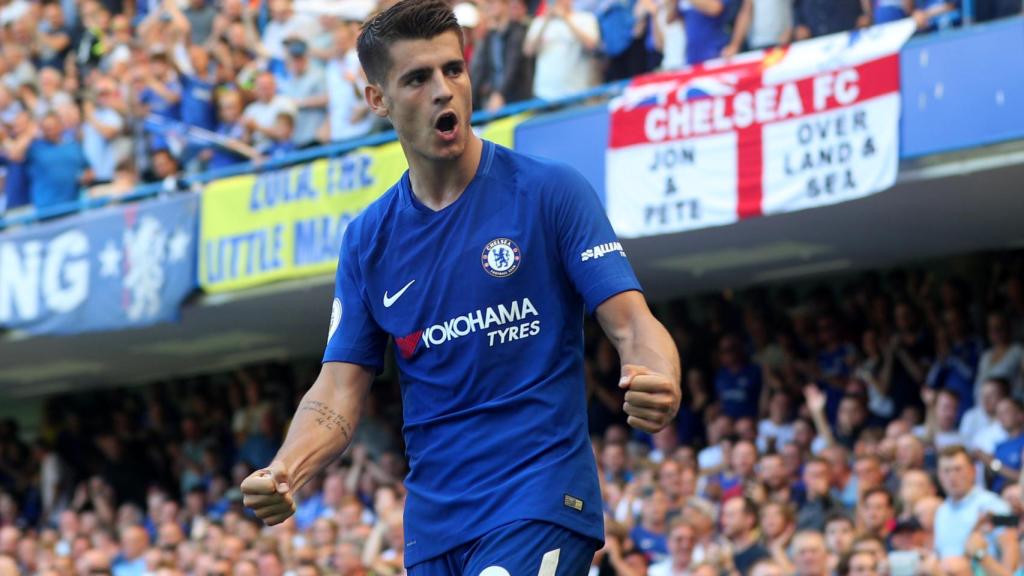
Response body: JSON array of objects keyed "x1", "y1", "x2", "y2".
[
  {"x1": 0, "y1": 253, "x2": 1022, "y2": 575},
  {"x1": 1, "y1": 0, "x2": 1022, "y2": 215}
]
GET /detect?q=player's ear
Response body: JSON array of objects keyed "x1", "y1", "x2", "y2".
[{"x1": 364, "y1": 84, "x2": 389, "y2": 119}]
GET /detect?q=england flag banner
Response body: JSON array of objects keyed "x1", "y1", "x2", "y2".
[{"x1": 606, "y1": 20, "x2": 916, "y2": 239}]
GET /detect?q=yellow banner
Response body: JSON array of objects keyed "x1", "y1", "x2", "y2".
[{"x1": 200, "y1": 115, "x2": 527, "y2": 293}]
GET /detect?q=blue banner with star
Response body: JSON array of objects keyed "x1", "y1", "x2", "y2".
[{"x1": 0, "y1": 194, "x2": 197, "y2": 335}]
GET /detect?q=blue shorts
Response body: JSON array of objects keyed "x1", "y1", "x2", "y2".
[{"x1": 407, "y1": 520, "x2": 601, "y2": 576}]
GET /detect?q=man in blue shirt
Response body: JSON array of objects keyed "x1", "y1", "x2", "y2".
[
  {"x1": 240, "y1": 1, "x2": 682, "y2": 574},
  {"x1": 794, "y1": 0, "x2": 870, "y2": 40},
  {"x1": 874, "y1": 0, "x2": 913, "y2": 23},
  {"x1": 674, "y1": 0, "x2": 740, "y2": 65},
  {"x1": 0, "y1": 111, "x2": 33, "y2": 212},
  {"x1": 715, "y1": 334, "x2": 763, "y2": 420},
  {"x1": 982, "y1": 398, "x2": 1024, "y2": 492},
  {"x1": 15, "y1": 114, "x2": 91, "y2": 210}
]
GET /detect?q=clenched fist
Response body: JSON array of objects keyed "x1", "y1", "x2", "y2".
[
  {"x1": 240, "y1": 461, "x2": 295, "y2": 526},
  {"x1": 619, "y1": 364, "x2": 680, "y2": 433}
]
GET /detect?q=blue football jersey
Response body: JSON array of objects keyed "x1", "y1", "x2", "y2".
[{"x1": 323, "y1": 140, "x2": 641, "y2": 566}]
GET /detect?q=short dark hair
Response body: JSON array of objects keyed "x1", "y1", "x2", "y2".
[
  {"x1": 837, "y1": 551, "x2": 876, "y2": 576},
  {"x1": 999, "y1": 397, "x2": 1024, "y2": 412},
  {"x1": 738, "y1": 496, "x2": 759, "y2": 519},
  {"x1": 861, "y1": 486, "x2": 893, "y2": 508},
  {"x1": 937, "y1": 387, "x2": 960, "y2": 404},
  {"x1": 357, "y1": 0, "x2": 463, "y2": 86},
  {"x1": 938, "y1": 444, "x2": 972, "y2": 463},
  {"x1": 825, "y1": 512, "x2": 854, "y2": 529},
  {"x1": 984, "y1": 377, "x2": 1011, "y2": 397}
]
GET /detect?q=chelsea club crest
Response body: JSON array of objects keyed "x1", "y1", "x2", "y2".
[{"x1": 481, "y1": 238, "x2": 521, "y2": 278}]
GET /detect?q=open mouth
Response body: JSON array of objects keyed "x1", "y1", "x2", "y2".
[{"x1": 435, "y1": 112, "x2": 457, "y2": 135}]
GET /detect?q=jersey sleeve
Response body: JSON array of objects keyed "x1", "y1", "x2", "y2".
[
  {"x1": 322, "y1": 223, "x2": 387, "y2": 369},
  {"x1": 549, "y1": 164, "x2": 642, "y2": 315}
]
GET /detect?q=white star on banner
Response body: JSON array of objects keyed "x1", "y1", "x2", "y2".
[
  {"x1": 168, "y1": 227, "x2": 191, "y2": 263},
  {"x1": 98, "y1": 240, "x2": 122, "y2": 278}
]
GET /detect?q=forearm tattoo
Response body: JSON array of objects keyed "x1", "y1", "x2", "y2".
[{"x1": 298, "y1": 400, "x2": 353, "y2": 439}]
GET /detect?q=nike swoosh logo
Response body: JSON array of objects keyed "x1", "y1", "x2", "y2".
[{"x1": 383, "y1": 280, "x2": 416, "y2": 308}]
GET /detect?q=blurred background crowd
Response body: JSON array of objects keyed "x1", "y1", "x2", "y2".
[
  {"x1": 1, "y1": 0, "x2": 1022, "y2": 214},
  {"x1": 0, "y1": 251, "x2": 1021, "y2": 574}
]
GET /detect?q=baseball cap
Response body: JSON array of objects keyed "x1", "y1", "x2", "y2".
[{"x1": 284, "y1": 37, "x2": 308, "y2": 58}]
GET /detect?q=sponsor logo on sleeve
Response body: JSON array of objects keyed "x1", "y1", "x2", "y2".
[{"x1": 580, "y1": 241, "x2": 626, "y2": 262}]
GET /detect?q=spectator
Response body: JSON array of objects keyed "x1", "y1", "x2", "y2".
[
  {"x1": 734, "y1": 0, "x2": 793, "y2": 50},
  {"x1": 751, "y1": 559, "x2": 786, "y2": 576},
  {"x1": 242, "y1": 71, "x2": 297, "y2": 151},
  {"x1": 928, "y1": 308, "x2": 983, "y2": 418},
  {"x1": 897, "y1": 468, "x2": 937, "y2": 522},
  {"x1": 796, "y1": 457, "x2": 843, "y2": 531},
  {"x1": 32, "y1": 68, "x2": 74, "y2": 119},
  {"x1": 265, "y1": 112, "x2": 297, "y2": 158},
  {"x1": 671, "y1": 0, "x2": 745, "y2": 64},
  {"x1": 605, "y1": 441, "x2": 634, "y2": 486},
  {"x1": 760, "y1": 501, "x2": 796, "y2": 563},
  {"x1": 629, "y1": 487, "x2": 670, "y2": 561},
  {"x1": 178, "y1": 45, "x2": 218, "y2": 134},
  {"x1": 857, "y1": 487, "x2": 895, "y2": 543},
  {"x1": 857, "y1": 328, "x2": 896, "y2": 420},
  {"x1": 35, "y1": 3, "x2": 73, "y2": 70},
  {"x1": 145, "y1": 148, "x2": 188, "y2": 194},
  {"x1": 934, "y1": 446, "x2": 1015, "y2": 565},
  {"x1": 852, "y1": 454, "x2": 886, "y2": 505},
  {"x1": 277, "y1": 37, "x2": 326, "y2": 148},
  {"x1": 2, "y1": 45, "x2": 36, "y2": 91},
  {"x1": 912, "y1": 0, "x2": 959, "y2": 29},
  {"x1": 758, "y1": 452, "x2": 792, "y2": 503},
  {"x1": 722, "y1": 497, "x2": 770, "y2": 573},
  {"x1": 261, "y1": 0, "x2": 320, "y2": 64},
  {"x1": 76, "y1": 2, "x2": 112, "y2": 76},
  {"x1": 203, "y1": 90, "x2": 260, "y2": 170},
  {"x1": 961, "y1": 378, "x2": 1009, "y2": 449},
  {"x1": 136, "y1": 50, "x2": 183, "y2": 152},
  {"x1": 874, "y1": 0, "x2": 914, "y2": 23},
  {"x1": 0, "y1": 111, "x2": 32, "y2": 212},
  {"x1": 916, "y1": 388, "x2": 965, "y2": 450},
  {"x1": 715, "y1": 334, "x2": 763, "y2": 421},
  {"x1": 794, "y1": 0, "x2": 871, "y2": 40},
  {"x1": 323, "y1": 17, "x2": 373, "y2": 143},
  {"x1": 837, "y1": 550, "x2": 880, "y2": 576},
  {"x1": 649, "y1": 519, "x2": 696, "y2": 576},
  {"x1": 714, "y1": 439, "x2": 758, "y2": 501},
  {"x1": 758, "y1": 391, "x2": 795, "y2": 453},
  {"x1": 13, "y1": 113, "x2": 91, "y2": 210},
  {"x1": 980, "y1": 397, "x2": 1024, "y2": 492},
  {"x1": 522, "y1": 0, "x2": 600, "y2": 101},
  {"x1": 112, "y1": 526, "x2": 148, "y2": 576},
  {"x1": 791, "y1": 530, "x2": 830, "y2": 576},
  {"x1": 82, "y1": 76, "x2": 126, "y2": 184},
  {"x1": 824, "y1": 514, "x2": 855, "y2": 566},
  {"x1": 976, "y1": 312, "x2": 1023, "y2": 397},
  {"x1": 182, "y1": 0, "x2": 216, "y2": 45},
  {"x1": 471, "y1": 0, "x2": 533, "y2": 112},
  {"x1": 698, "y1": 414, "x2": 732, "y2": 473}
]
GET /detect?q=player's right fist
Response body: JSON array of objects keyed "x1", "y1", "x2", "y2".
[{"x1": 240, "y1": 461, "x2": 295, "y2": 526}]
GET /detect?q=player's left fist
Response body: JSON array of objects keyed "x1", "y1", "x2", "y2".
[{"x1": 619, "y1": 364, "x2": 681, "y2": 433}]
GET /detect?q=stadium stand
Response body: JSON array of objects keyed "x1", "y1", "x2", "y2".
[{"x1": 0, "y1": 0, "x2": 1024, "y2": 574}]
